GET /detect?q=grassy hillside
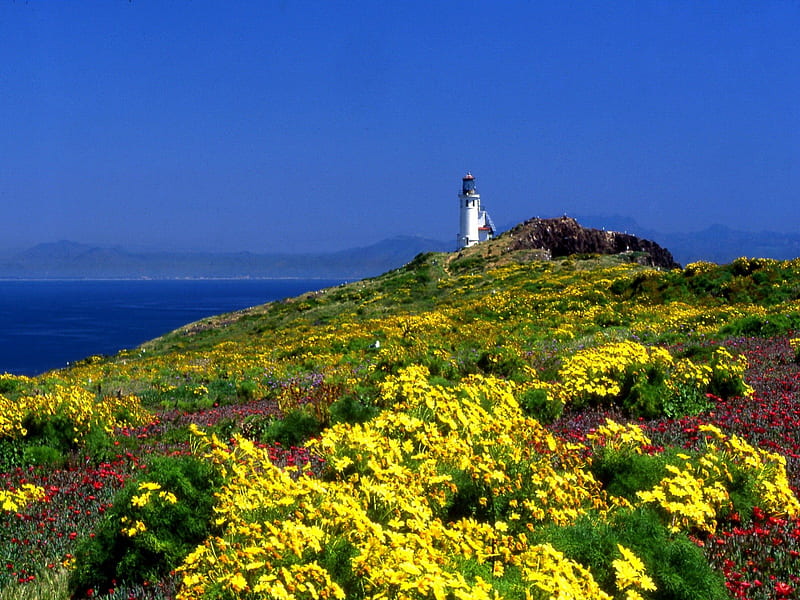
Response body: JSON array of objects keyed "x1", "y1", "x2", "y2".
[{"x1": 3, "y1": 247, "x2": 800, "y2": 599}]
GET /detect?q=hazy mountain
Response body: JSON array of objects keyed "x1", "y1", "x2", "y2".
[
  {"x1": 0, "y1": 237, "x2": 452, "y2": 280},
  {"x1": 3, "y1": 218, "x2": 799, "y2": 280}
]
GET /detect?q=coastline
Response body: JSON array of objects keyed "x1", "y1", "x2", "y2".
[{"x1": 0, "y1": 278, "x2": 344, "y2": 376}]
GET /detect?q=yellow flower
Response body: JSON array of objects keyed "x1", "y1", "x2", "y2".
[
  {"x1": 228, "y1": 572, "x2": 248, "y2": 592},
  {"x1": 138, "y1": 481, "x2": 162, "y2": 492},
  {"x1": 131, "y1": 493, "x2": 149, "y2": 508},
  {"x1": 121, "y1": 519, "x2": 147, "y2": 537},
  {"x1": 158, "y1": 490, "x2": 178, "y2": 504},
  {"x1": 613, "y1": 544, "x2": 656, "y2": 592}
]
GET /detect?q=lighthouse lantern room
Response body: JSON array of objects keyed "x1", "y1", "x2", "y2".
[{"x1": 457, "y1": 172, "x2": 495, "y2": 249}]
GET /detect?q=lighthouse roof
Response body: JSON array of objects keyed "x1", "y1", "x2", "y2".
[{"x1": 462, "y1": 172, "x2": 475, "y2": 180}]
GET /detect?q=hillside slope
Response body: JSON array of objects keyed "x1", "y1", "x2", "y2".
[{"x1": 4, "y1": 232, "x2": 800, "y2": 599}]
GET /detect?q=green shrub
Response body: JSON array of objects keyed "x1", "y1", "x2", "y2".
[
  {"x1": 721, "y1": 461, "x2": 760, "y2": 523},
  {"x1": 158, "y1": 424, "x2": 194, "y2": 448},
  {"x1": 68, "y1": 454, "x2": 222, "y2": 597},
  {"x1": 450, "y1": 255, "x2": 487, "y2": 274},
  {"x1": 0, "y1": 376, "x2": 23, "y2": 395},
  {"x1": 623, "y1": 379, "x2": 669, "y2": 419},
  {"x1": 538, "y1": 508, "x2": 727, "y2": 600},
  {"x1": 619, "y1": 364, "x2": 671, "y2": 419},
  {"x1": 328, "y1": 395, "x2": 378, "y2": 425},
  {"x1": 318, "y1": 537, "x2": 360, "y2": 598},
  {"x1": 719, "y1": 312, "x2": 800, "y2": 338},
  {"x1": 258, "y1": 409, "x2": 323, "y2": 447},
  {"x1": 535, "y1": 514, "x2": 617, "y2": 590},
  {"x1": 0, "y1": 440, "x2": 23, "y2": 471},
  {"x1": 613, "y1": 509, "x2": 728, "y2": 600},
  {"x1": 241, "y1": 413, "x2": 272, "y2": 440},
  {"x1": 418, "y1": 351, "x2": 459, "y2": 380},
  {"x1": 84, "y1": 428, "x2": 117, "y2": 465},
  {"x1": 206, "y1": 377, "x2": 239, "y2": 405},
  {"x1": 518, "y1": 387, "x2": 563, "y2": 424},
  {"x1": 21, "y1": 412, "x2": 77, "y2": 454},
  {"x1": 22, "y1": 444, "x2": 65, "y2": 468},
  {"x1": 237, "y1": 379, "x2": 259, "y2": 401},
  {"x1": 706, "y1": 349, "x2": 751, "y2": 399},
  {"x1": 661, "y1": 382, "x2": 712, "y2": 420},
  {"x1": 475, "y1": 346, "x2": 525, "y2": 379},
  {"x1": 445, "y1": 468, "x2": 492, "y2": 523},
  {"x1": 589, "y1": 447, "x2": 692, "y2": 503}
]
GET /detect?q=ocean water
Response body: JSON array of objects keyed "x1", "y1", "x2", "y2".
[{"x1": 0, "y1": 279, "x2": 344, "y2": 376}]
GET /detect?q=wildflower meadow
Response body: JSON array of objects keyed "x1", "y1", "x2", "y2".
[{"x1": 2, "y1": 250, "x2": 800, "y2": 599}]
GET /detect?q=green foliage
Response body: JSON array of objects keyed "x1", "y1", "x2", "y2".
[
  {"x1": 614, "y1": 509, "x2": 728, "y2": 600},
  {"x1": 21, "y1": 412, "x2": 77, "y2": 454},
  {"x1": 662, "y1": 382, "x2": 712, "y2": 419},
  {"x1": 590, "y1": 447, "x2": 684, "y2": 503},
  {"x1": 318, "y1": 537, "x2": 361, "y2": 598},
  {"x1": 712, "y1": 456, "x2": 764, "y2": 524},
  {"x1": 445, "y1": 467, "x2": 493, "y2": 523},
  {"x1": 591, "y1": 436, "x2": 775, "y2": 530},
  {"x1": 0, "y1": 439, "x2": 24, "y2": 471},
  {"x1": 0, "y1": 566, "x2": 70, "y2": 600},
  {"x1": 0, "y1": 377, "x2": 23, "y2": 395},
  {"x1": 534, "y1": 515, "x2": 618, "y2": 591},
  {"x1": 240, "y1": 413, "x2": 272, "y2": 441},
  {"x1": 538, "y1": 508, "x2": 728, "y2": 600},
  {"x1": 706, "y1": 350, "x2": 750, "y2": 399},
  {"x1": 138, "y1": 377, "x2": 245, "y2": 412},
  {"x1": 21, "y1": 444, "x2": 65, "y2": 468},
  {"x1": 83, "y1": 428, "x2": 118, "y2": 465},
  {"x1": 13, "y1": 246, "x2": 800, "y2": 596},
  {"x1": 328, "y1": 395, "x2": 378, "y2": 425},
  {"x1": 452, "y1": 558, "x2": 529, "y2": 599},
  {"x1": 207, "y1": 417, "x2": 240, "y2": 441},
  {"x1": 518, "y1": 387, "x2": 563, "y2": 424},
  {"x1": 157, "y1": 424, "x2": 195, "y2": 449},
  {"x1": 561, "y1": 341, "x2": 742, "y2": 419},
  {"x1": 621, "y1": 365, "x2": 671, "y2": 419},
  {"x1": 476, "y1": 346, "x2": 526, "y2": 379},
  {"x1": 236, "y1": 379, "x2": 258, "y2": 401},
  {"x1": 68, "y1": 454, "x2": 222, "y2": 598},
  {"x1": 257, "y1": 409, "x2": 323, "y2": 447},
  {"x1": 416, "y1": 349, "x2": 459, "y2": 381},
  {"x1": 674, "y1": 343, "x2": 717, "y2": 362},
  {"x1": 625, "y1": 362, "x2": 712, "y2": 419},
  {"x1": 719, "y1": 312, "x2": 800, "y2": 338}
]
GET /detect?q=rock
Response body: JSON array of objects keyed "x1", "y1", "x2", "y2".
[{"x1": 501, "y1": 216, "x2": 680, "y2": 269}]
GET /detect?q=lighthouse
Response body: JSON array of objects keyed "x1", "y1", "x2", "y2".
[{"x1": 457, "y1": 172, "x2": 495, "y2": 249}]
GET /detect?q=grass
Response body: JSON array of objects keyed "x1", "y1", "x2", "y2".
[{"x1": 0, "y1": 568, "x2": 69, "y2": 600}]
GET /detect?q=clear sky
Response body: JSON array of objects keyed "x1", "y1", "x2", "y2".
[{"x1": 1, "y1": 1, "x2": 798, "y2": 253}]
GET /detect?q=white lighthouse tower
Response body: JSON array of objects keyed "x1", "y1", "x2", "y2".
[{"x1": 457, "y1": 172, "x2": 495, "y2": 249}]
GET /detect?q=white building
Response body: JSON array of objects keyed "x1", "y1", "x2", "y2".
[{"x1": 457, "y1": 172, "x2": 495, "y2": 249}]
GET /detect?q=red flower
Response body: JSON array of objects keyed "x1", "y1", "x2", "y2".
[{"x1": 775, "y1": 582, "x2": 794, "y2": 596}]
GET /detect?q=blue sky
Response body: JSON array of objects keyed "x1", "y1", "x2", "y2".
[{"x1": 1, "y1": 1, "x2": 798, "y2": 253}]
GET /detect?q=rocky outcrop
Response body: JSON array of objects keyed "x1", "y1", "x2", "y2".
[{"x1": 501, "y1": 217, "x2": 680, "y2": 269}]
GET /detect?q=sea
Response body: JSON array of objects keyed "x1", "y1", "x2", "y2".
[{"x1": 0, "y1": 279, "x2": 345, "y2": 376}]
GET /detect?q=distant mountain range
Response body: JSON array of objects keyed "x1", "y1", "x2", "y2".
[
  {"x1": 0, "y1": 237, "x2": 453, "y2": 280},
  {"x1": 1, "y1": 218, "x2": 798, "y2": 279}
]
